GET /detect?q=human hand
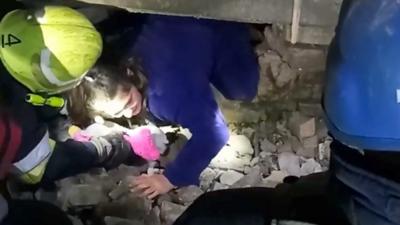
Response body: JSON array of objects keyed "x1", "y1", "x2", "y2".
[{"x1": 129, "y1": 174, "x2": 175, "y2": 199}]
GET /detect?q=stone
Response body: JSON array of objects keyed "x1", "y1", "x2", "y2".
[
  {"x1": 212, "y1": 182, "x2": 229, "y2": 191},
  {"x1": 288, "y1": 112, "x2": 316, "y2": 139},
  {"x1": 298, "y1": 102, "x2": 324, "y2": 117},
  {"x1": 209, "y1": 145, "x2": 251, "y2": 171},
  {"x1": 262, "y1": 170, "x2": 288, "y2": 188},
  {"x1": 277, "y1": 142, "x2": 292, "y2": 153},
  {"x1": 231, "y1": 166, "x2": 263, "y2": 188},
  {"x1": 244, "y1": 166, "x2": 252, "y2": 174},
  {"x1": 107, "y1": 165, "x2": 143, "y2": 184},
  {"x1": 96, "y1": 194, "x2": 152, "y2": 220},
  {"x1": 300, "y1": 159, "x2": 323, "y2": 176},
  {"x1": 219, "y1": 170, "x2": 245, "y2": 186},
  {"x1": 259, "y1": 151, "x2": 272, "y2": 159},
  {"x1": 199, "y1": 168, "x2": 218, "y2": 190},
  {"x1": 63, "y1": 184, "x2": 107, "y2": 208},
  {"x1": 274, "y1": 63, "x2": 297, "y2": 88},
  {"x1": 301, "y1": 135, "x2": 318, "y2": 152},
  {"x1": 241, "y1": 127, "x2": 256, "y2": 140},
  {"x1": 260, "y1": 138, "x2": 277, "y2": 153},
  {"x1": 109, "y1": 176, "x2": 135, "y2": 200},
  {"x1": 278, "y1": 152, "x2": 301, "y2": 177},
  {"x1": 291, "y1": 135, "x2": 318, "y2": 159},
  {"x1": 316, "y1": 119, "x2": 329, "y2": 140},
  {"x1": 318, "y1": 139, "x2": 332, "y2": 161},
  {"x1": 250, "y1": 157, "x2": 260, "y2": 167},
  {"x1": 258, "y1": 156, "x2": 273, "y2": 176},
  {"x1": 175, "y1": 186, "x2": 204, "y2": 205},
  {"x1": 104, "y1": 217, "x2": 144, "y2": 225},
  {"x1": 228, "y1": 135, "x2": 254, "y2": 156},
  {"x1": 297, "y1": 146, "x2": 317, "y2": 159},
  {"x1": 144, "y1": 206, "x2": 161, "y2": 225},
  {"x1": 160, "y1": 201, "x2": 187, "y2": 225}
]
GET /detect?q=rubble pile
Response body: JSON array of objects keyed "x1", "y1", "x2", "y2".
[{"x1": 24, "y1": 107, "x2": 330, "y2": 225}]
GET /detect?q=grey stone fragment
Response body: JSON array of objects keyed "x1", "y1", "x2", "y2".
[
  {"x1": 175, "y1": 186, "x2": 204, "y2": 204},
  {"x1": 160, "y1": 201, "x2": 187, "y2": 225},
  {"x1": 231, "y1": 166, "x2": 263, "y2": 188},
  {"x1": 219, "y1": 170, "x2": 245, "y2": 186},
  {"x1": 65, "y1": 184, "x2": 107, "y2": 207}
]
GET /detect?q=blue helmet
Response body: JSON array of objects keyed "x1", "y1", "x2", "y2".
[{"x1": 324, "y1": 0, "x2": 400, "y2": 151}]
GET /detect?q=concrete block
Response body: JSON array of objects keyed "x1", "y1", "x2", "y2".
[{"x1": 288, "y1": 112, "x2": 316, "y2": 139}]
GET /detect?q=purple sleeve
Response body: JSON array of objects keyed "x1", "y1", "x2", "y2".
[{"x1": 164, "y1": 97, "x2": 230, "y2": 186}]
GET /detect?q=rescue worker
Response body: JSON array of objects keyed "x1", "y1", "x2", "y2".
[
  {"x1": 0, "y1": 6, "x2": 154, "y2": 187},
  {"x1": 323, "y1": 0, "x2": 400, "y2": 224}
]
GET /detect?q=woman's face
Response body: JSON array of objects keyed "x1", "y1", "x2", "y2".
[{"x1": 92, "y1": 85, "x2": 143, "y2": 118}]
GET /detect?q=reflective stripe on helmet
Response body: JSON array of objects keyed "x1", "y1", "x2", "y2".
[{"x1": 40, "y1": 48, "x2": 82, "y2": 87}]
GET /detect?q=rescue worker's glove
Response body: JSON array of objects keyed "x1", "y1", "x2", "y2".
[{"x1": 90, "y1": 132, "x2": 133, "y2": 170}]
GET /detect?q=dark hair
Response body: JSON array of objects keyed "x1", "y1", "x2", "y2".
[{"x1": 67, "y1": 55, "x2": 147, "y2": 127}]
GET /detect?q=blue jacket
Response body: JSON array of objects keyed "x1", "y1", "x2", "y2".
[
  {"x1": 129, "y1": 15, "x2": 259, "y2": 185},
  {"x1": 324, "y1": 0, "x2": 400, "y2": 151}
]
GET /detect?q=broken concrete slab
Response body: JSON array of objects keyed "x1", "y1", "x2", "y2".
[
  {"x1": 74, "y1": 0, "x2": 341, "y2": 26},
  {"x1": 160, "y1": 201, "x2": 187, "y2": 225},
  {"x1": 220, "y1": 170, "x2": 245, "y2": 186},
  {"x1": 231, "y1": 166, "x2": 263, "y2": 188}
]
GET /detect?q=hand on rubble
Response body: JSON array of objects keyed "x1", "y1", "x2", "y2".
[{"x1": 129, "y1": 174, "x2": 175, "y2": 199}]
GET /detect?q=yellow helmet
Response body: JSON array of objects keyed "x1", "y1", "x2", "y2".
[{"x1": 0, "y1": 6, "x2": 103, "y2": 94}]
